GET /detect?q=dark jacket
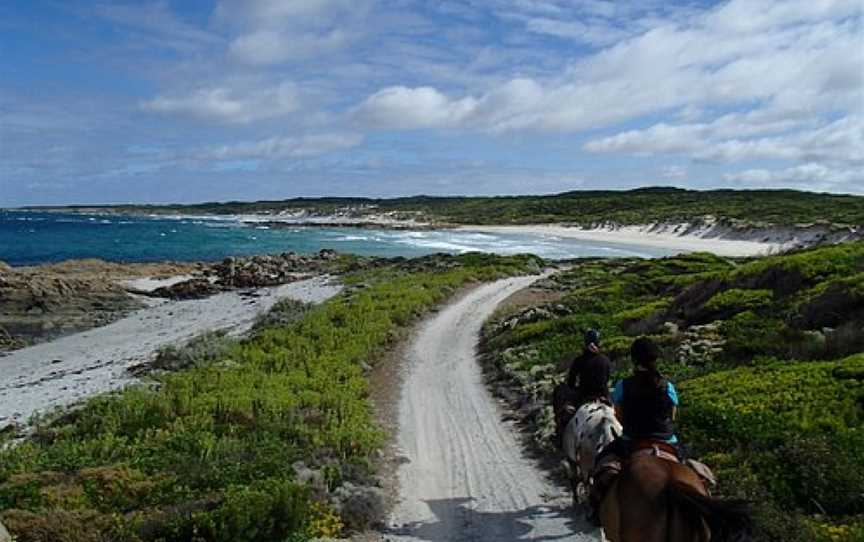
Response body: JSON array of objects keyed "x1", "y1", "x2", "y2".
[
  {"x1": 566, "y1": 350, "x2": 612, "y2": 401},
  {"x1": 621, "y1": 372, "x2": 675, "y2": 441}
]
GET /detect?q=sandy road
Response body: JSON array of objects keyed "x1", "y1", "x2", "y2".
[{"x1": 387, "y1": 276, "x2": 598, "y2": 541}]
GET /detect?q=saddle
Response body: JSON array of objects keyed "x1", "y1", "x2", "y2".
[
  {"x1": 592, "y1": 440, "x2": 717, "y2": 489},
  {"x1": 630, "y1": 440, "x2": 680, "y2": 464}
]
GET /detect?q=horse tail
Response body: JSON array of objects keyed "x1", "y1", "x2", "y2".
[{"x1": 666, "y1": 480, "x2": 753, "y2": 542}]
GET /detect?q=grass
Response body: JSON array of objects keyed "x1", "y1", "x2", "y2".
[
  {"x1": 0, "y1": 253, "x2": 543, "y2": 542},
  {"x1": 480, "y1": 241, "x2": 864, "y2": 541}
]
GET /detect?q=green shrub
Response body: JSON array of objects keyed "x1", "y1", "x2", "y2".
[
  {"x1": 0, "y1": 254, "x2": 541, "y2": 541},
  {"x1": 704, "y1": 288, "x2": 773, "y2": 314},
  {"x1": 151, "y1": 331, "x2": 237, "y2": 372},
  {"x1": 251, "y1": 299, "x2": 311, "y2": 334},
  {"x1": 679, "y1": 355, "x2": 864, "y2": 516}
]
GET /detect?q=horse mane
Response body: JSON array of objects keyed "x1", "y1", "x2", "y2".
[{"x1": 666, "y1": 480, "x2": 753, "y2": 542}]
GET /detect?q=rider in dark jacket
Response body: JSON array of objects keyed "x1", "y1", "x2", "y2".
[
  {"x1": 567, "y1": 329, "x2": 612, "y2": 405},
  {"x1": 552, "y1": 329, "x2": 611, "y2": 447}
]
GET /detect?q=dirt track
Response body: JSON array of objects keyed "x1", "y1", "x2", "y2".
[{"x1": 387, "y1": 276, "x2": 598, "y2": 541}]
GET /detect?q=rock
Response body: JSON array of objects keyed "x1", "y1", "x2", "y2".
[
  {"x1": 333, "y1": 482, "x2": 386, "y2": 530},
  {"x1": 318, "y1": 248, "x2": 338, "y2": 261},
  {"x1": 529, "y1": 364, "x2": 552, "y2": 377},
  {"x1": 292, "y1": 461, "x2": 327, "y2": 498},
  {"x1": 0, "y1": 519, "x2": 10, "y2": 542},
  {"x1": 151, "y1": 278, "x2": 220, "y2": 300},
  {"x1": 662, "y1": 321, "x2": 680, "y2": 335}
]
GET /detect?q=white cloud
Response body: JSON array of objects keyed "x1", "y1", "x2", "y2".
[
  {"x1": 228, "y1": 28, "x2": 352, "y2": 64},
  {"x1": 93, "y1": 3, "x2": 222, "y2": 53},
  {"x1": 141, "y1": 83, "x2": 300, "y2": 123},
  {"x1": 198, "y1": 133, "x2": 363, "y2": 160},
  {"x1": 659, "y1": 165, "x2": 688, "y2": 181},
  {"x1": 216, "y1": 0, "x2": 370, "y2": 66},
  {"x1": 214, "y1": 0, "x2": 359, "y2": 26},
  {"x1": 356, "y1": 0, "x2": 863, "y2": 133},
  {"x1": 585, "y1": 116, "x2": 864, "y2": 166},
  {"x1": 723, "y1": 163, "x2": 864, "y2": 192},
  {"x1": 353, "y1": 86, "x2": 478, "y2": 129}
]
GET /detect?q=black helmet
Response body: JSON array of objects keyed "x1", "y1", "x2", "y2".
[{"x1": 584, "y1": 329, "x2": 601, "y2": 347}]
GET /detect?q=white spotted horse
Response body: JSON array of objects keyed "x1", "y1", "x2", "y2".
[{"x1": 562, "y1": 400, "x2": 622, "y2": 507}]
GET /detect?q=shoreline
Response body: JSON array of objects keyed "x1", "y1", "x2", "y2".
[
  {"x1": 0, "y1": 275, "x2": 342, "y2": 430},
  {"x1": 456, "y1": 224, "x2": 782, "y2": 257}
]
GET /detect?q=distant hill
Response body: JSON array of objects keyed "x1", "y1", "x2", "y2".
[{"x1": 18, "y1": 187, "x2": 864, "y2": 227}]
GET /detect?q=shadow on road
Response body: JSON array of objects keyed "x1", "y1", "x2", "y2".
[{"x1": 386, "y1": 497, "x2": 598, "y2": 541}]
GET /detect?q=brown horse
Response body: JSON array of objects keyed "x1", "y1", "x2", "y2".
[{"x1": 599, "y1": 454, "x2": 752, "y2": 542}]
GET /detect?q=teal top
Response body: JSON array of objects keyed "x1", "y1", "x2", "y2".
[{"x1": 611, "y1": 379, "x2": 679, "y2": 444}]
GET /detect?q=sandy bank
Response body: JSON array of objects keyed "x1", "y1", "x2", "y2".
[
  {"x1": 457, "y1": 224, "x2": 781, "y2": 257},
  {"x1": 0, "y1": 276, "x2": 342, "y2": 428}
]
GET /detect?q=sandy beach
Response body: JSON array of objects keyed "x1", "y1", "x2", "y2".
[
  {"x1": 0, "y1": 276, "x2": 342, "y2": 428},
  {"x1": 457, "y1": 224, "x2": 782, "y2": 257}
]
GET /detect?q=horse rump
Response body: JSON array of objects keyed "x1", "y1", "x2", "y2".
[{"x1": 666, "y1": 480, "x2": 753, "y2": 542}]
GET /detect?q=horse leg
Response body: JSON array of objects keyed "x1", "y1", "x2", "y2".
[{"x1": 599, "y1": 481, "x2": 620, "y2": 542}]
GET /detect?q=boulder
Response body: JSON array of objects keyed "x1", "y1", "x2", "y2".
[
  {"x1": 0, "y1": 519, "x2": 10, "y2": 542},
  {"x1": 152, "y1": 278, "x2": 219, "y2": 300},
  {"x1": 662, "y1": 321, "x2": 680, "y2": 335},
  {"x1": 318, "y1": 248, "x2": 338, "y2": 261},
  {"x1": 333, "y1": 482, "x2": 386, "y2": 530}
]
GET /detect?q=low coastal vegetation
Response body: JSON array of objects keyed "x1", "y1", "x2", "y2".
[
  {"x1": 0, "y1": 253, "x2": 542, "y2": 542},
  {"x1": 23, "y1": 187, "x2": 864, "y2": 227},
  {"x1": 480, "y1": 241, "x2": 864, "y2": 541}
]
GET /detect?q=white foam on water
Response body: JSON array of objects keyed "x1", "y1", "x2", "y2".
[{"x1": 376, "y1": 229, "x2": 666, "y2": 259}]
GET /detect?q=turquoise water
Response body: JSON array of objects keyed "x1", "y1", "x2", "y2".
[{"x1": 0, "y1": 211, "x2": 678, "y2": 266}]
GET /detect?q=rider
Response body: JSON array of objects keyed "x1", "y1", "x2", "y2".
[
  {"x1": 610, "y1": 336, "x2": 679, "y2": 453},
  {"x1": 552, "y1": 329, "x2": 611, "y2": 448},
  {"x1": 568, "y1": 329, "x2": 612, "y2": 406},
  {"x1": 587, "y1": 336, "x2": 679, "y2": 524}
]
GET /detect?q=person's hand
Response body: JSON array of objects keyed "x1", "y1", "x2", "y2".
[{"x1": 588, "y1": 342, "x2": 600, "y2": 354}]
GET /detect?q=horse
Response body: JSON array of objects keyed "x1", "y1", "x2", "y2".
[
  {"x1": 561, "y1": 399, "x2": 622, "y2": 507},
  {"x1": 599, "y1": 450, "x2": 752, "y2": 542}
]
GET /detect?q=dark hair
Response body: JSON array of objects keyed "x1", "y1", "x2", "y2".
[
  {"x1": 630, "y1": 337, "x2": 663, "y2": 386},
  {"x1": 584, "y1": 329, "x2": 601, "y2": 347}
]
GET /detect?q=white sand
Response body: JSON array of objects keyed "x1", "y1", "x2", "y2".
[
  {"x1": 457, "y1": 224, "x2": 781, "y2": 257},
  {"x1": 388, "y1": 275, "x2": 596, "y2": 540},
  {"x1": 0, "y1": 276, "x2": 342, "y2": 427}
]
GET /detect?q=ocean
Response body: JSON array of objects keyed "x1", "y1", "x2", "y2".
[{"x1": 0, "y1": 211, "x2": 678, "y2": 266}]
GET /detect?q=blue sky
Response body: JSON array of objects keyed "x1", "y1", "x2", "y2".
[{"x1": 1, "y1": 0, "x2": 862, "y2": 206}]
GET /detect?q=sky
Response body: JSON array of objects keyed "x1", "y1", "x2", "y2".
[{"x1": 1, "y1": 0, "x2": 862, "y2": 206}]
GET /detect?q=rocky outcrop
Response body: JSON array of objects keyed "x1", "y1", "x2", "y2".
[
  {"x1": 675, "y1": 322, "x2": 725, "y2": 365},
  {"x1": 0, "y1": 271, "x2": 143, "y2": 351},
  {"x1": 147, "y1": 250, "x2": 348, "y2": 300},
  {"x1": 0, "y1": 259, "x2": 197, "y2": 352},
  {"x1": 151, "y1": 278, "x2": 220, "y2": 300}
]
